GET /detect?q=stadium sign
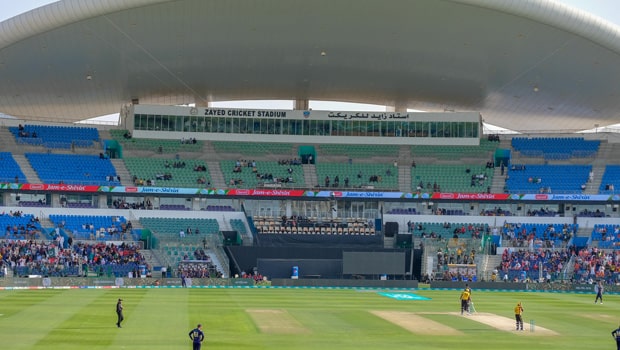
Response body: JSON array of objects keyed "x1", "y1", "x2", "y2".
[{"x1": 6, "y1": 184, "x2": 620, "y2": 201}]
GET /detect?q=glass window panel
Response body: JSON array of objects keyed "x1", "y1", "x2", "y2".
[
  {"x1": 385, "y1": 121, "x2": 395, "y2": 137},
  {"x1": 302, "y1": 120, "x2": 310, "y2": 135}
]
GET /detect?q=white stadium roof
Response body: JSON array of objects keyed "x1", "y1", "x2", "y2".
[{"x1": 0, "y1": 0, "x2": 620, "y2": 132}]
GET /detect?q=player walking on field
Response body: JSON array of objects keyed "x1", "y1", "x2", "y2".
[
  {"x1": 459, "y1": 287, "x2": 471, "y2": 315},
  {"x1": 594, "y1": 281, "x2": 604, "y2": 304},
  {"x1": 514, "y1": 302, "x2": 524, "y2": 331},
  {"x1": 115, "y1": 298, "x2": 124, "y2": 328}
]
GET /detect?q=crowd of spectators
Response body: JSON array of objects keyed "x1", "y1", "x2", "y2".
[
  {"x1": 0, "y1": 240, "x2": 74, "y2": 277},
  {"x1": 501, "y1": 222, "x2": 573, "y2": 249},
  {"x1": 436, "y1": 246, "x2": 477, "y2": 267},
  {"x1": 497, "y1": 247, "x2": 573, "y2": 282},
  {"x1": 572, "y1": 247, "x2": 620, "y2": 284},
  {"x1": 76, "y1": 241, "x2": 148, "y2": 277},
  {"x1": 3, "y1": 212, "x2": 42, "y2": 240},
  {"x1": 0, "y1": 240, "x2": 147, "y2": 277},
  {"x1": 176, "y1": 250, "x2": 222, "y2": 279}
]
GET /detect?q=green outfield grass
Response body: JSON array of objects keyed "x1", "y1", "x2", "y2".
[{"x1": 0, "y1": 287, "x2": 616, "y2": 349}]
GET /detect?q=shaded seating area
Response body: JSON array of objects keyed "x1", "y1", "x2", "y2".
[
  {"x1": 19, "y1": 200, "x2": 50, "y2": 208},
  {"x1": 0, "y1": 152, "x2": 27, "y2": 183},
  {"x1": 162, "y1": 244, "x2": 203, "y2": 264},
  {"x1": 49, "y1": 214, "x2": 128, "y2": 241},
  {"x1": 387, "y1": 208, "x2": 418, "y2": 215},
  {"x1": 411, "y1": 164, "x2": 493, "y2": 193},
  {"x1": 139, "y1": 217, "x2": 220, "y2": 244},
  {"x1": 230, "y1": 219, "x2": 247, "y2": 235},
  {"x1": 212, "y1": 141, "x2": 294, "y2": 156},
  {"x1": 319, "y1": 144, "x2": 399, "y2": 158},
  {"x1": 205, "y1": 205, "x2": 235, "y2": 211},
  {"x1": 110, "y1": 129, "x2": 203, "y2": 153},
  {"x1": 408, "y1": 222, "x2": 487, "y2": 239},
  {"x1": 411, "y1": 139, "x2": 498, "y2": 160},
  {"x1": 220, "y1": 160, "x2": 305, "y2": 188},
  {"x1": 315, "y1": 162, "x2": 398, "y2": 189},
  {"x1": 9, "y1": 125, "x2": 99, "y2": 149},
  {"x1": 511, "y1": 137, "x2": 600, "y2": 159},
  {"x1": 505, "y1": 164, "x2": 590, "y2": 194},
  {"x1": 26, "y1": 153, "x2": 120, "y2": 186},
  {"x1": 160, "y1": 204, "x2": 191, "y2": 211},
  {"x1": 123, "y1": 157, "x2": 211, "y2": 187},
  {"x1": 254, "y1": 215, "x2": 375, "y2": 236}
]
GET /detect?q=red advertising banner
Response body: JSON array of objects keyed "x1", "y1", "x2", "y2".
[
  {"x1": 19, "y1": 184, "x2": 102, "y2": 192},
  {"x1": 225, "y1": 189, "x2": 307, "y2": 197},
  {"x1": 430, "y1": 193, "x2": 511, "y2": 200}
]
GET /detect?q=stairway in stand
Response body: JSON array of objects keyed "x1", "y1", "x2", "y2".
[
  {"x1": 110, "y1": 159, "x2": 132, "y2": 186},
  {"x1": 302, "y1": 164, "x2": 318, "y2": 188},
  {"x1": 12, "y1": 154, "x2": 42, "y2": 184}
]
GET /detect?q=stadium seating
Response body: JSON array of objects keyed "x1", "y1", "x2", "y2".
[
  {"x1": 387, "y1": 208, "x2": 418, "y2": 215},
  {"x1": 48, "y1": 214, "x2": 127, "y2": 240},
  {"x1": 408, "y1": 222, "x2": 488, "y2": 239},
  {"x1": 139, "y1": 217, "x2": 220, "y2": 245},
  {"x1": 212, "y1": 141, "x2": 294, "y2": 156},
  {"x1": 599, "y1": 165, "x2": 620, "y2": 194},
  {"x1": 0, "y1": 213, "x2": 42, "y2": 240},
  {"x1": 511, "y1": 137, "x2": 599, "y2": 159},
  {"x1": 159, "y1": 204, "x2": 191, "y2": 211},
  {"x1": 315, "y1": 162, "x2": 397, "y2": 189},
  {"x1": 254, "y1": 215, "x2": 375, "y2": 236},
  {"x1": 205, "y1": 205, "x2": 235, "y2": 211},
  {"x1": 319, "y1": 144, "x2": 399, "y2": 158},
  {"x1": 26, "y1": 153, "x2": 120, "y2": 186},
  {"x1": 411, "y1": 139, "x2": 498, "y2": 160},
  {"x1": 501, "y1": 222, "x2": 576, "y2": 247},
  {"x1": 110, "y1": 129, "x2": 203, "y2": 153},
  {"x1": 505, "y1": 165, "x2": 590, "y2": 194},
  {"x1": 9, "y1": 125, "x2": 99, "y2": 149},
  {"x1": 590, "y1": 224, "x2": 620, "y2": 249},
  {"x1": 411, "y1": 164, "x2": 493, "y2": 193},
  {"x1": 500, "y1": 249, "x2": 572, "y2": 282},
  {"x1": 0, "y1": 152, "x2": 27, "y2": 183},
  {"x1": 123, "y1": 157, "x2": 211, "y2": 188},
  {"x1": 221, "y1": 160, "x2": 305, "y2": 188},
  {"x1": 230, "y1": 219, "x2": 247, "y2": 235}
]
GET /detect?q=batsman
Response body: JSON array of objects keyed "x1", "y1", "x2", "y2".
[{"x1": 514, "y1": 302, "x2": 524, "y2": 331}]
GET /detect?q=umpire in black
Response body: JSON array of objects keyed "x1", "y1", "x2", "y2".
[{"x1": 116, "y1": 298, "x2": 124, "y2": 328}]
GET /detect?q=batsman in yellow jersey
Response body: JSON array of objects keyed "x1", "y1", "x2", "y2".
[
  {"x1": 460, "y1": 288, "x2": 471, "y2": 315},
  {"x1": 514, "y1": 302, "x2": 524, "y2": 331}
]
